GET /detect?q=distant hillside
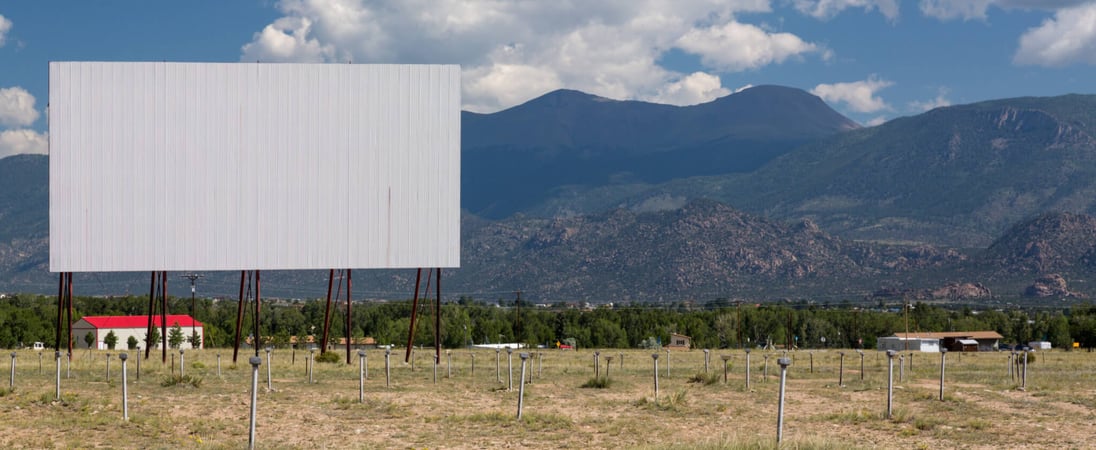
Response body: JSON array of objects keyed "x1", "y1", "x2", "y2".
[
  {"x1": 462, "y1": 85, "x2": 859, "y2": 218},
  {"x1": 616, "y1": 93, "x2": 1096, "y2": 247}
]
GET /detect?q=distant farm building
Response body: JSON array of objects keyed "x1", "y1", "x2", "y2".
[
  {"x1": 72, "y1": 315, "x2": 203, "y2": 350},
  {"x1": 876, "y1": 336, "x2": 940, "y2": 353},
  {"x1": 893, "y1": 331, "x2": 1003, "y2": 352},
  {"x1": 666, "y1": 333, "x2": 692, "y2": 351}
]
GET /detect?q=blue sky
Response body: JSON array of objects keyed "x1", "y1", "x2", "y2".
[{"x1": 2, "y1": 0, "x2": 1096, "y2": 158}]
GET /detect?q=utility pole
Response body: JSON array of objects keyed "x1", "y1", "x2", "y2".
[{"x1": 181, "y1": 273, "x2": 204, "y2": 348}]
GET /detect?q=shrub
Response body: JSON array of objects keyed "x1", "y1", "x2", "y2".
[
  {"x1": 315, "y1": 351, "x2": 342, "y2": 363},
  {"x1": 580, "y1": 377, "x2": 612, "y2": 388}
]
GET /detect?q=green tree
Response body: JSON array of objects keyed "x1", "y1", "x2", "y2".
[
  {"x1": 146, "y1": 326, "x2": 161, "y2": 349},
  {"x1": 84, "y1": 331, "x2": 95, "y2": 349},
  {"x1": 188, "y1": 331, "x2": 202, "y2": 349},
  {"x1": 104, "y1": 330, "x2": 118, "y2": 350},
  {"x1": 126, "y1": 335, "x2": 139, "y2": 350},
  {"x1": 168, "y1": 322, "x2": 185, "y2": 349}
]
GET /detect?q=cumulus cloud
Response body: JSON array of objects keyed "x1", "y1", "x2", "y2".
[
  {"x1": 810, "y1": 76, "x2": 893, "y2": 113},
  {"x1": 0, "y1": 87, "x2": 40, "y2": 127},
  {"x1": 1014, "y1": 3, "x2": 1096, "y2": 66},
  {"x1": 0, "y1": 129, "x2": 47, "y2": 159},
  {"x1": 675, "y1": 21, "x2": 820, "y2": 71},
  {"x1": 0, "y1": 14, "x2": 11, "y2": 47},
  {"x1": 646, "y1": 72, "x2": 732, "y2": 105},
  {"x1": 793, "y1": 0, "x2": 900, "y2": 21},
  {"x1": 241, "y1": 0, "x2": 819, "y2": 112},
  {"x1": 909, "y1": 88, "x2": 952, "y2": 112}
]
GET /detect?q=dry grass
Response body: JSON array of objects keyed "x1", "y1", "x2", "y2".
[{"x1": 0, "y1": 347, "x2": 1095, "y2": 448}]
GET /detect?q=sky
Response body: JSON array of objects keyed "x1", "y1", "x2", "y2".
[{"x1": 2, "y1": 0, "x2": 1096, "y2": 159}]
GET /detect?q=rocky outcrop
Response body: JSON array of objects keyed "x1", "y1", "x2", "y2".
[{"x1": 1024, "y1": 274, "x2": 1082, "y2": 298}]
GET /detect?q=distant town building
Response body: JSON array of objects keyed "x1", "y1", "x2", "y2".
[
  {"x1": 666, "y1": 333, "x2": 692, "y2": 351},
  {"x1": 891, "y1": 331, "x2": 1003, "y2": 352}
]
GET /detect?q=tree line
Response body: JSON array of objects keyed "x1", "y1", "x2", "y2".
[{"x1": 1, "y1": 293, "x2": 1094, "y2": 350}]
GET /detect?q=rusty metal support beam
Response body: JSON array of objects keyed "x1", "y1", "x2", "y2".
[
  {"x1": 233, "y1": 270, "x2": 245, "y2": 364},
  {"x1": 321, "y1": 269, "x2": 334, "y2": 354},
  {"x1": 405, "y1": 268, "x2": 422, "y2": 362}
]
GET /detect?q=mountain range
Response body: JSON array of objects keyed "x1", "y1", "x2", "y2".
[{"x1": 3, "y1": 86, "x2": 1096, "y2": 302}]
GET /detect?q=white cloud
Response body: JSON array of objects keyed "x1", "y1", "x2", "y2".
[
  {"x1": 1014, "y1": 3, "x2": 1096, "y2": 66},
  {"x1": 675, "y1": 21, "x2": 820, "y2": 71},
  {"x1": 919, "y1": 0, "x2": 1092, "y2": 21},
  {"x1": 0, "y1": 129, "x2": 47, "y2": 159},
  {"x1": 864, "y1": 116, "x2": 888, "y2": 127},
  {"x1": 909, "y1": 88, "x2": 952, "y2": 112},
  {"x1": 646, "y1": 72, "x2": 732, "y2": 105},
  {"x1": 918, "y1": 0, "x2": 996, "y2": 20},
  {"x1": 0, "y1": 14, "x2": 11, "y2": 47},
  {"x1": 793, "y1": 0, "x2": 900, "y2": 21},
  {"x1": 241, "y1": 0, "x2": 816, "y2": 112},
  {"x1": 810, "y1": 75, "x2": 893, "y2": 113},
  {"x1": 0, "y1": 87, "x2": 40, "y2": 127},
  {"x1": 733, "y1": 83, "x2": 756, "y2": 93}
]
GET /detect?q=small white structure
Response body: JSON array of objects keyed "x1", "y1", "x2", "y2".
[
  {"x1": 72, "y1": 315, "x2": 203, "y2": 350},
  {"x1": 876, "y1": 336, "x2": 940, "y2": 352},
  {"x1": 1028, "y1": 341, "x2": 1052, "y2": 350}
]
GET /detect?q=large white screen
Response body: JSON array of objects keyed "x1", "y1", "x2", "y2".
[{"x1": 49, "y1": 62, "x2": 460, "y2": 272}]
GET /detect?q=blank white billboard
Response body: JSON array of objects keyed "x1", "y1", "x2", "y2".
[{"x1": 49, "y1": 62, "x2": 460, "y2": 272}]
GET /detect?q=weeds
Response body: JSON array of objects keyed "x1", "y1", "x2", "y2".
[
  {"x1": 686, "y1": 371, "x2": 721, "y2": 385},
  {"x1": 161, "y1": 374, "x2": 203, "y2": 388},
  {"x1": 581, "y1": 377, "x2": 612, "y2": 388}
]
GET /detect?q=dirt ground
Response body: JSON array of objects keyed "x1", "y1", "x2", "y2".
[{"x1": 0, "y1": 348, "x2": 1094, "y2": 449}]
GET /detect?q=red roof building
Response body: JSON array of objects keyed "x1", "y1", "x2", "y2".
[{"x1": 73, "y1": 315, "x2": 204, "y2": 350}]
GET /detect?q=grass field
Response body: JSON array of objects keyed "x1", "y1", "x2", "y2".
[{"x1": 0, "y1": 346, "x2": 1094, "y2": 449}]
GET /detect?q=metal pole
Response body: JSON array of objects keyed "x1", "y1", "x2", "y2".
[
  {"x1": 54, "y1": 351, "x2": 61, "y2": 400},
  {"x1": 217, "y1": 353, "x2": 221, "y2": 377},
  {"x1": 384, "y1": 348, "x2": 391, "y2": 388},
  {"x1": 265, "y1": 348, "x2": 271, "y2": 391},
  {"x1": 8, "y1": 352, "x2": 14, "y2": 388},
  {"x1": 652, "y1": 353, "x2": 660, "y2": 401},
  {"x1": 722, "y1": 355, "x2": 731, "y2": 384},
  {"x1": 358, "y1": 350, "x2": 366, "y2": 403},
  {"x1": 517, "y1": 353, "x2": 530, "y2": 419},
  {"x1": 886, "y1": 350, "x2": 896, "y2": 419},
  {"x1": 604, "y1": 356, "x2": 612, "y2": 380},
  {"x1": 137, "y1": 348, "x2": 141, "y2": 381},
  {"x1": 666, "y1": 349, "x2": 671, "y2": 377},
  {"x1": 447, "y1": 350, "x2": 452, "y2": 379},
  {"x1": 898, "y1": 355, "x2": 905, "y2": 382},
  {"x1": 471, "y1": 353, "x2": 475, "y2": 377},
  {"x1": 38, "y1": 352, "x2": 42, "y2": 375},
  {"x1": 858, "y1": 350, "x2": 865, "y2": 381},
  {"x1": 248, "y1": 356, "x2": 261, "y2": 450},
  {"x1": 838, "y1": 352, "x2": 845, "y2": 387},
  {"x1": 594, "y1": 351, "x2": 600, "y2": 378},
  {"x1": 180, "y1": 349, "x2": 185, "y2": 378},
  {"x1": 809, "y1": 351, "x2": 814, "y2": 373},
  {"x1": 308, "y1": 349, "x2": 314, "y2": 384},
  {"x1": 507, "y1": 347, "x2": 514, "y2": 391},
  {"x1": 704, "y1": 349, "x2": 710, "y2": 373},
  {"x1": 745, "y1": 348, "x2": 752, "y2": 391},
  {"x1": 106, "y1": 353, "x2": 111, "y2": 383},
  {"x1": 1021, "y1": 349, "x2": 1029, "y2": 390},
  {"x1": 120, "y1": 353, "x2": 129, "y2": 421},
  {"x1": 939, "y1": 348, "x2": 947, "y2": 401},
  {"x1": 776, "y1": 357, "x2": 792, "y2": 443},
  {"x1": 495, "y1": 348, "x2": 501, "y2": 383},
  {"x1": 433, "y1": 355, "x2": 438, "y2": 385}
]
